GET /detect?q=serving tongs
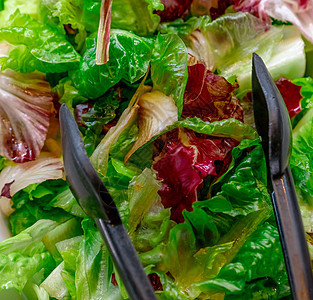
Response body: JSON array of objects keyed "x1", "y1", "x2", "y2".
[
  {"x1": 252, "y1": 53, "x2": 313, "y2": 299},
  {"x1": 59, "y1": 103, "x2": 157, "y2": 300}
]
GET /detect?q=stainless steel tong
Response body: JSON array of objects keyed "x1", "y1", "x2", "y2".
[
  {"x1": 252, "y1": 53, "x2": 313, "y2": 299},
  {"x1": 59, "y1": 103, "x2": 157, "y2": 300}
]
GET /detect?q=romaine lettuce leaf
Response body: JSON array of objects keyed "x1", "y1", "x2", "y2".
[
  {"x1": 157, "y1": 117, "x2": 258, "y2": 143},
  {"x1": 0, "y1": 220, "x2": 57, "y2": 292},
  {"x1": 291, "y1": 107, "x2": 313, "y2": 207},
  {"x1": 151, "y1": 33, "x2": 188, "y2": 116},
  {"x1": 0, "y1": 11, "x2": 81, "y2": 73},
  {"x1": 70, "y1": 31, "x2": 154, "y2": 99},
  {"x1": 0, "y1": 0, "x2": 39, "y2": 25},
  {"x1": 75, "y1": 218, "x2": 121, "y2": 300},
  {"x1": 40, "y1": 0, "x2": 87, "y2": 50},
  {"x1": 9, "y1": 179, "x2": 72, "y2": 235},
  {"x1": 204, "y1": 145, "x2": 271, "y2": 217},
  {"x1": 56, "y1": 235, "x2": 83, "y2": 299},
  {"x1": 193, "y1": 223, "x2": 289, "y2": 299}
]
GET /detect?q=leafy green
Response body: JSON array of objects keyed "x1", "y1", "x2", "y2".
[
  {"x1": 79, "y1": 89, "x2": 121, "y2": 156},
  {"x1": 75, "y1": 218, "x2": 121, "y2": 300},
  {"x1": 0, "y1": 220, "x2": 57, "y2": 292},
  {"x1": 0, "y1": 11, "x2": 81, "y2": 73},
  {"x1": 40, "y1": 262, "x2": 70, "y2": 299},
  {"x1": 56, "y1": 235, "x2": 83, "y2": 299},
  {"x1": 53, "y1": 78, "x2": 88, "y2": 116},
  {"x1": 158, "y1": 16, "x2": 211, "y2": 38},
  {"x1": 51, "y1": 187, "x2": 86, "y2": 218},
  {"x1": 128, "y1": 168, "x2": 161, "y2": 233},
  {"x1": 143, "y1": 118, "x2": 258, "y2": 150},
  {"x1": 70, "y1": 30, "x2": 154, "y2": 99},
  {"x1": 81, "y1": 0, "x2": 163, "y2": 35},
  {"x1": 151, "y1": 34, "x2": 188, "y2": 116},
  {"x1": 9, "y1": 180, "x2": 72, "y2": 235},
  {"x1": 161, "y1": 209, "x2": 270, "y2": 298},
  {"x1": 111, "y1": 0, "x2": 163, "y2": 35},
  {"x1": 291, "y1": 108, "x2": 313, "y2": 206},
  {"x1": 40, "y1": 0, "x2": 87, "y2": 50},
  {"x1": 0, "y1": 0, "x2": 4, "y2": 12},
  {"x1": 204, "y1": 145, "x2": 271, "y2": 217},
  {"x1": 0, "y1": 0, "x2": 39, "y2": 25},
  {"x1": 42, "y1": 218, "x2": 82, "y2": 263},
  {"x1": 193, "y1": 223, "x2": 289, "y2": 299},
  {"x1": 293, "y1": 77, "x2": 313, "y2": 110}
]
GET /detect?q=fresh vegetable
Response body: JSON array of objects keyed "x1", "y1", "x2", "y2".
[{"x1": 0, "y1": 0, "x2": 312, "y2": 299}]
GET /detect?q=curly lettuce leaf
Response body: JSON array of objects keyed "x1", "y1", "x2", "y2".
[
  {"x1": 0, "y1": 11, "x2": 81, "y2": 73},
  {"x1": 70, "y1": 31, "x2": 153, "y2": 99},
  {"x1": 151, "y1": 34, "x2": 188, "y2": 116}
]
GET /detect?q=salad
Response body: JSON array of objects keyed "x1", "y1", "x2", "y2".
[{"x1": 0, "y1": 0, "x2": 313, "y2": 299}]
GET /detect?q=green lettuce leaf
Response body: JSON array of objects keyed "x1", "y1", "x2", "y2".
[
  {"x1": 151, "y1": 34, "x2": 188, "y2": 116},
  {"x1": 0, "y1": 0, "x2": 5, "y2": 11},
  {"x1": 70, "y1": 30, "x2": 154, "y2": 99},
  {"x1": 204, "y1": 145, "x2": 271, "y2": 217},
  {"x1": 51, "y1": 187, "x2": 86, "y2": 218},
  {"x1": 40, "y1": 262, "x2": 70, "y2": 299},
  {"x1": 0, "y1": 220, "x2": 57, "y2": 292},
  {"x1": 56, "y1": 235, "x2": 83, "y2": 299},
  {"x1": 40, "y1": 0, "x2": 87, "y2": 50},
  {"x1": 0, "y1": 0, "x2": 39, "y2": 25},
  {"x1": 160, "y1": 208, "x2": 270, "y2": 298},
  {"x1": 9, "y1": 179, "x2": 73, "y2": 235},
  {"x1": 81, "y1": 0, "x2": 163, "y2": 35},
  {"x1": 291, "y1": 108, "x2": 313, "y2": 206},
  {"x1": 75, "y1": 218, "x2": 121, "y2": 300},
  {"x1": 128, "y1": 168, "x2": 161, "y2": 233},
  {"x1": 0, "y1": 11, "x2": 81, "y2": 73},
  {"x1": 158, "y1": 16, "x2": 211, "y2": 38},
  {"x1": 79, "y1": 88, "x2": 121, "y2": 156},
  {"x1": 193, "y1": 223, "x2": 289, "y2": 299}
]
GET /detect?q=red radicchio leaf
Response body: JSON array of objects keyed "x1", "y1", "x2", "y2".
[
  {"x1": 75, "y1": 103, "x2": 94, "y2": 126},
  {"x1": 182, "y1": 64, "x2": 243, "y2": 122},
  {"x1": 233, "y1": 0, "x2": 270, "y2": 22},
  {"x1": 155, "y1": 0, "x2": 193, "y2": 22},
  {"x1": 153, "y1": 128, "x2": 238, "y2": 222},
  {"x1": 191, "y1": 0, "x2": 235, "y2": 19},
  {"x1": 275, "y1": 77, "x2": 302, "y2": 118},
  {"x1": 96, "y1": 0, "x2": 113, "y2": 64},
  {"x1": 0, "y1": 70, "x2": 53, "y2": 163},
  {"x1": 1, "y1": 180, "x2": 15, "y2": 198}
]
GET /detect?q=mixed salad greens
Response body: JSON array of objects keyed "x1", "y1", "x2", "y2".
[{"x1": 0, "y1": 0, "x2": 313, "y2": 299}]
